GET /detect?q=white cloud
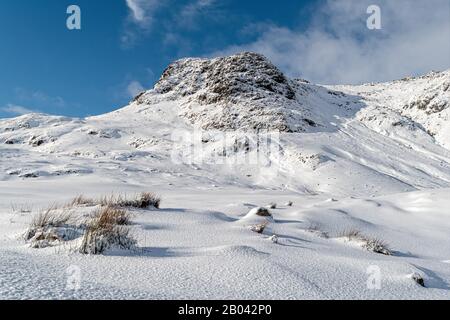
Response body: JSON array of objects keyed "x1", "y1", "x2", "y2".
[
  {"x1": 126, "y1": 81, "x2": 145, "y2": 98},
  {"x1": 179, "y1": 0, "x2": 216, "y2": 27},
  {"x1": 122, "y1": 0, "x2": 218, "y2": 47},
  {"x1": 1, "y1": 104, "x2": 39, "y2": 116},
  {"x1": 216, "y1": 0, "x2": 450, "y2": 84},
  {"x1": 122, "y1": 0, "x2": 160, "y2": 47},
  {"x1": 125, "y1": 0, "x2": 160, "y2": 28},
  {"x1": 14, "y1": 88, "x2": 66, "y2": 108}
]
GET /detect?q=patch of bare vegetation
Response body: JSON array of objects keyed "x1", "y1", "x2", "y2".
[
  {"x1": 65, "y1": 192, "x2": 161, "y2": 209},
  {"x1": 91, "y1": 206, "x2": 132, "y2": 226},
  {"x1": 306, "y1": 224, "x2": 329, "y2": 239},
  {"x1": 24, "y1": 191, "x2": 160, "y2": 253},
  {"x1": 99, "y1": 192, "x2": 161, "y2": 209},
  {"x1": 120, "y1": 192, "x2": 161, "y2": 209},
  {"x1": 28, "y1": 206, "x2": 72, "y2": 229},
  {"x1": 340, "y1": 229, "x2": 392, "y2": 256},
  {"x1": 79, "y1": 206, "x2": 136, "y2": 255},
  {"x1": 24, "y1": 206, "x2": 81, "y2": 248},
  {"x1": 67, "y1": 195, "x2": 95, "y2": 208},
  {"x1": 11, "y1": 203, "x2": 33, "y2": 214}
]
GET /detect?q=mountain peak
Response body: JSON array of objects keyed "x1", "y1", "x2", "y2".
[
  {"x1": 132, "y1": 52, "x2": 306, "y2": 132},
  {"x1": 153, "y1": 52, "x2": 296, "y2": 103}
]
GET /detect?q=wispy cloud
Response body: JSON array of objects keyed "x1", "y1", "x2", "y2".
[
  {"x1": 122, "y1": 0, "x2": 161, "y2": 47},
  {"x1": 125, "y1": 0, "x2": 159, "y2": 27},
  {"x1": 122, "y1": 0, "x2": 219, "y2": 48},
  {"x1": 1, "y1": 104, "x2": 39, "y2": 116},
  {"x1": 14, "y1": 88, "x2": 66, "y2": 108},
  {"x1": 126, "y1": 80, "x2": 145, "y2": 98},
  {"x1": 215, "y1": 0, "x2": 450, "y2": 84},
  {"x1": 178, "y1": 0, "x2": 216, "y2": 28}
]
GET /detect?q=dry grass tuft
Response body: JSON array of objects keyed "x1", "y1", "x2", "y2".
[
  {"x1": 79, "y1": 224, "x2": 136, "y2": 255},
  {"x1": 79, "y1": 206, "x2": 136, "y2": 254},
  {"x1": 99, "y1": 192, "x2": 161, "y2": 209},
  {"x1": 340, "y1": 229, "x2": 362, "y2": 239},
  {"x1": 24, "y1": 206, "x2": 76, "y2": 243},
  {"x1": 11, "y1": 203, "x2": 33, "y2": 214},
  {"x1": 340, "y1": 229, "x2": 392, "y2": 256},
  {"x1": 67, "y1": 195, "x2": 95, "y2": 208},
  {"x1": 23, "y1": 192, "x2": 158, "y2": 253},
  {"x1": 138, "y1": 192, "x2": 161, "y2": 209},
  {"x1": 363, "y1": 237, "x2": 392, "y2": 256},
  {"x1": 99, "y1": 194, "x2": 122, "y2": 207},
  {"x1": 29, "y1": 206, "x2": 73, "y2": 230},
  {"x1": 307, "y1": 224, "x2": 329, "y2": 239},
  {"x1": 92, "y1": 206, "x2": 132, "y2": 226}
]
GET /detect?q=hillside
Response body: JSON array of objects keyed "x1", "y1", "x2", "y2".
[{"x1": 0, "y1": 52, "x2": 449, "y2": 299}]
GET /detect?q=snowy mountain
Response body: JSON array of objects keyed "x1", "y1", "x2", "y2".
[
  {"x1": 1, "y1": 52, "x2": 449, "y2": 299},
  {"x1": 136, "y1": 52, "x2": 311, "y2": 132},
  {"x1": 1, "y1": 52, "x2": 449, "y2": 195},
  {"x1": 335, "y1": 69, "x2": 450, "y2": 150}
]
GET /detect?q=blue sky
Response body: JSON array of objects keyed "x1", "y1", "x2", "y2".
[{"x1": 0, "y1": 0, "x2": 449, "y2": 118}]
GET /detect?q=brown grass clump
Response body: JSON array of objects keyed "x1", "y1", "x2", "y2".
[
  {"x1": 137, "y1": 192, "x2": 161, "y2": 209},
  {"x1": 92, "y1": 206, "x2": 132, "y2": 226},
  {"x1": 24, "y1": 206, "x2": 77, "y2": 246},
  {"x1": 27, "y1": 206, "x2": 72, "y2": 231},
  {"x1": 79, "y1": 206, "x2": 136, "y2": 254},
  {"x1": 340, "y1": 229, "x2": 392, "y2": 256},
  {"x1": 99, "y1": 192, "x2": 161, "y2": 209},
  {"x1": 67, "y1": 195, "x2": 95, "y2": 207}
]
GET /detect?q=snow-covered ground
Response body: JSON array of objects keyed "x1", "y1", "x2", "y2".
[{"x1": 1, "y1": 53, "x2": 449, "y2": 299}]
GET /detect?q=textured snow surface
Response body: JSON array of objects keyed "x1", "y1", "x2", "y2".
[{"x1": 1, "y1": 53, "x2": 449, "y2": 299}]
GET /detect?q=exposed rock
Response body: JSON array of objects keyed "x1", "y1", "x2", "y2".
[
  {"x1": 409, "y1": 273, "x2": 426, "y2": 287},
  {"x1": 266, "y1": 203, "x2": 277, "y2": 209},
  {"x1": 135, "y1": 52, "x2": 311, "y2": 132},
  {"x1": 251, "y1": 207, "x2": 272, "y2": 217},
  {"x1": 249, "y1": 223, "x2": 267, "y2": 234}
]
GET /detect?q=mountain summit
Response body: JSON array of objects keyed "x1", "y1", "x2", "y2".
[
  {"x1": 134, "y1": 52, "x2": 311, "y2": 132},
  {"x1": 154, "y1": 52, "x2": 296, "y2": 102},
  {"x1": 135, "y1": 52, "x2": 450, "y2": 147}
]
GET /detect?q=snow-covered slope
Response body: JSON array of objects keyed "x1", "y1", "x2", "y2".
[
  {"x1": 1, "y1": 55, "x2": 449, "y2": 196},
  {"x1": 1, "y1": 52, "x2": 449, "y2": 299},
  {"x1": 332, "y1": 70, "x2": 450, "y2": 149}
]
